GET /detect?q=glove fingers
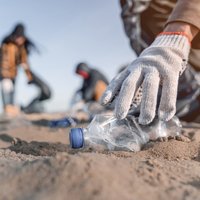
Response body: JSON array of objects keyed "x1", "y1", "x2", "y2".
[
  {"x1": 158, "y1": 75, "x2": 179, "y2": 121},
  {"x1": 101, "y1": 69, "x2": 129, "y2": 105},
  {"x1": 139, "y1": 70, "x2": 160, "y2": 125},
  {"x1": 115, "y1": 68, "x2": 142, "y2": 119}
]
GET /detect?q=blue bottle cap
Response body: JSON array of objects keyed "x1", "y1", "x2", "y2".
[{"x1": 69, "y1": 128, "x2": 84, "y2": 149}]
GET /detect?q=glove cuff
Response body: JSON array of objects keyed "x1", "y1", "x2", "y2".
[
  {"x1": 158, "y1": 32, "x2": 191, "y2": 43},
  {"x1": 152, "y1": 33, "x2": 191, "y2": 57}
]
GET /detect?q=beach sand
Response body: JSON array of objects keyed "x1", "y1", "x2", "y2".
[{"x1": 0, "y1": 113, "x2": 200, "y2": 200}]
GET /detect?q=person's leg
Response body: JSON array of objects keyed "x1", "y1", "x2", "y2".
[
  {"x1": 1, "y1": 78, "x2": 19, "y2": 116},
  {"x1": 1, "y1": 78, "x2": 15, "y2": 107}
]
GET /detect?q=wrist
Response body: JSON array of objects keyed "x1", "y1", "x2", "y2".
[
  {"x1": 158, "y1": 32, "x2": 191, "y2": 45},
  {"x1": 151, "y1": 34, "x2": 191, "y2": 60},
  {"x1": 164, "y1": 22, "x2": 198, "y2": 42}
]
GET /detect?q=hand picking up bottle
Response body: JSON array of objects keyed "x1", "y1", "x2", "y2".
[
  {"x1": 101, "y1": 33, "x2": 190, "y2": 125},
  {"x1": 69, "y1": 114, "x2": 181, "y2": 152}
]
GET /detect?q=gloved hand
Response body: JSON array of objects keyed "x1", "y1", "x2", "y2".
[{"x1": 101, "y1": 33, "x2": 191, "y2": 125}]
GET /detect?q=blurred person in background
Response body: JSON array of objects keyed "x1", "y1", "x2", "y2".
[
  {"x1": 101, "y1": 0, "x2": 200, "y2": 124},
  {"x1": 72, "y1": 62, "x2": 109, "y2": 119},
  {"x1": 0, "y1": 23, "x2": 51, "y2": 116},
  {"x1": 75, "y1": 62, "x2": 108, "y2": 103},
  {"x1": 50, "y1": 62, "x2": 109, "y2": 128}
]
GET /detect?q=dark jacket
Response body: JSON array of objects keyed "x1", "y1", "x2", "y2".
[{"x1": 80, "y1": 69, "x2": 108, "y2": 102}]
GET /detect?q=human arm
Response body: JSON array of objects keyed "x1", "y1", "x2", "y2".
[
  {"x1": 166, "y1": 0, "x2": 200, "y2": 48},
  {"x1": 120, "y1": 0, "x2": 151, "y2": 54},
  {"x1": 20, "y1": 47, "x2": 33, "y2": 82},
  {"x1": 165, "y1": 23, "x2": 198, "y2": 43},
  {"x1": 0, "y1": 43, "x2": 19, "y2": 79},
  {"x1": 101, "y1": 22, "x2": 199, "y2": 124}
]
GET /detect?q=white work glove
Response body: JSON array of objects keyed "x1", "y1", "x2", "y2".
[{"x1": 101, "y1": 33, "x2": 191, "y2": 125}]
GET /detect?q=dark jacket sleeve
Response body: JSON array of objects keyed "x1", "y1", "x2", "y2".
[
  {"x1": 166, "y1": 0, "x2": 200, "y2": 48},
  {"x1": 120, "y1": 0, "x2": 151, "y2": 54}
]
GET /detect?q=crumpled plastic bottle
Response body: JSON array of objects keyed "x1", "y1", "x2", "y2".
[{"x1": 69, "y1": 114, "x2": 182, "y2": 151}]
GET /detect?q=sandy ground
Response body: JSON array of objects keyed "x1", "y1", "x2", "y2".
[{"x1": 0, "y1": 113, "x2": 200, "y2": 200}]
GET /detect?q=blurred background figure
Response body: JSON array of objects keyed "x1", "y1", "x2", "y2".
[
  {"x1": 72, "y1": 62, "x2": 109, "y2": 120},
  {"x1": 63, "y1": 62, "x2": 108, "y2": 123},
  {"x1": 50, "y1": 62, "x2": 110, "y2": 128},
  {"x1": 75, "y1": 62, "x2": 108, "y2": 103},
  {"x1": 0, "y1": 1, "x2": 134, "y2": 114},
  {"x1": 0, "y1": 23, "x2": 51, "y2": 116}
]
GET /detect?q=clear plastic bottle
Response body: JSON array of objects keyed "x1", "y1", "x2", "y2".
[{"x1": 69, "y1": 114, "x2": 182, "y2": 151}]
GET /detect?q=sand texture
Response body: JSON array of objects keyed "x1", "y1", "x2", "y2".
[{"x1": 0, "y1": 114, "x2": 200, "y2": 200}]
